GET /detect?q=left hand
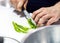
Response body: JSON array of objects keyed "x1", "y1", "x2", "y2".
[{"x1": 32, "y1": 6, "x2": 60, "y2": 26}]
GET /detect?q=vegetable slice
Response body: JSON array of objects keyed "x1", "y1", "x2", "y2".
[
  {"x1": 27, "y1": 18, "x2": 37, "y2": 29},
  {"x1": 12, "y1": 22, "x2": 29, "y2": 33}
]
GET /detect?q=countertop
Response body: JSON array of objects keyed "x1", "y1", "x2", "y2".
[
  {"x1": 0, "y1": 5, "x2": 60, "y2": 42},
  {"x1": 0, "y1": 6, "x2": 30, "y2": 42}
]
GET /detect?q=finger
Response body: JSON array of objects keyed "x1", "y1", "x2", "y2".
[
  {"x1": 17, "y1": 0, "x2": 25, "y2": 11},
  {"x1": 37, "y1": 18, "x2": 45, "y2": 26},
  {"x1": 34, "y1": 11, "x2": 46, "y2": 23},
  {"x1": 32, "y1": 7, "x2": 45, "y2": 19},
  {"x1": 37, "y1": 23, "x2": 44, "y2": 27},
  {"x1": 24, "y1": 0, "x2": 28, "y2": 9},
  {"x1": 46, "y1": 17, "x2": 59, "y2": 25},
  {"x1": 37, "y1": 14, "x2": 51, "y2": 25}
]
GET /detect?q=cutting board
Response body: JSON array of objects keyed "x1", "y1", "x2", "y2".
[{"x1": 0, "y1": 6, "x2": 31, "y2": 42}]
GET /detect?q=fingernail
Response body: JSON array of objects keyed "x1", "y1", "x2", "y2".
[
  {"x1": 46, "y1": 24, "x2": 50, "y2": 26},
  {"x1": 37, "y1": 24, "x2": 44, "y2": 27},
  {"x1": 34, "y1": 19, "x2": 37, "y2": 23}
]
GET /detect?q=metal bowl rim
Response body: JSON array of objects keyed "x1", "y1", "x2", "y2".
[{"x1": 21, "y1": 25, "x2": 60, "y2": 43}]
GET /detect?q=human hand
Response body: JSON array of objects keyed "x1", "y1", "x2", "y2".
[
  {"x1": 32, "y1": 6, "x2": 60, "y2": 26},
  {"x1": 10, "y1": 0, "x2": 28, "y2": 11}
]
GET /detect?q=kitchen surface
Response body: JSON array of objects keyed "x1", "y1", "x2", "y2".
[
  {"x1": 0, "y1": 5, "x2": 30, "y2": 42},
  {"x1": 0, "y1": 0, "x2": 60, "y2": 43}
]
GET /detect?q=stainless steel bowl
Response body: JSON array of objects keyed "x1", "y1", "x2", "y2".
[
  {"x1": 0, "y1": 25, "x2": 60, "y2": 43},
  {"x1": 21, "y1": 25, "x2": 60, "y2": 43}
]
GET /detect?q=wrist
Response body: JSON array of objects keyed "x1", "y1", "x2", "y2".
[
  {"x1": 53, "y1": 1, "x2": 60, "y2": 9},
  {"x1": 53, "y1": 2, "x2": 60, "y2": 19}
]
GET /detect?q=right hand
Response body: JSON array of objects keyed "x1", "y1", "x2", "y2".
[{"x1": 10, "y1": 0, "x2": 28, "y2": 12}]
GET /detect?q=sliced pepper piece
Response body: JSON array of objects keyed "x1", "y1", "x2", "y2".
[
  {"x1": 27, "y1": 18, "x2": 37, "y2": 29},
  {"x1": 12, "y1": 22, "x2": 29, "y2": 33}
]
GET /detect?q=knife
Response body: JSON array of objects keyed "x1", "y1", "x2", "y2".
[{"x1": 23, "y1": 10, "x2": 37, "y2": 28}]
